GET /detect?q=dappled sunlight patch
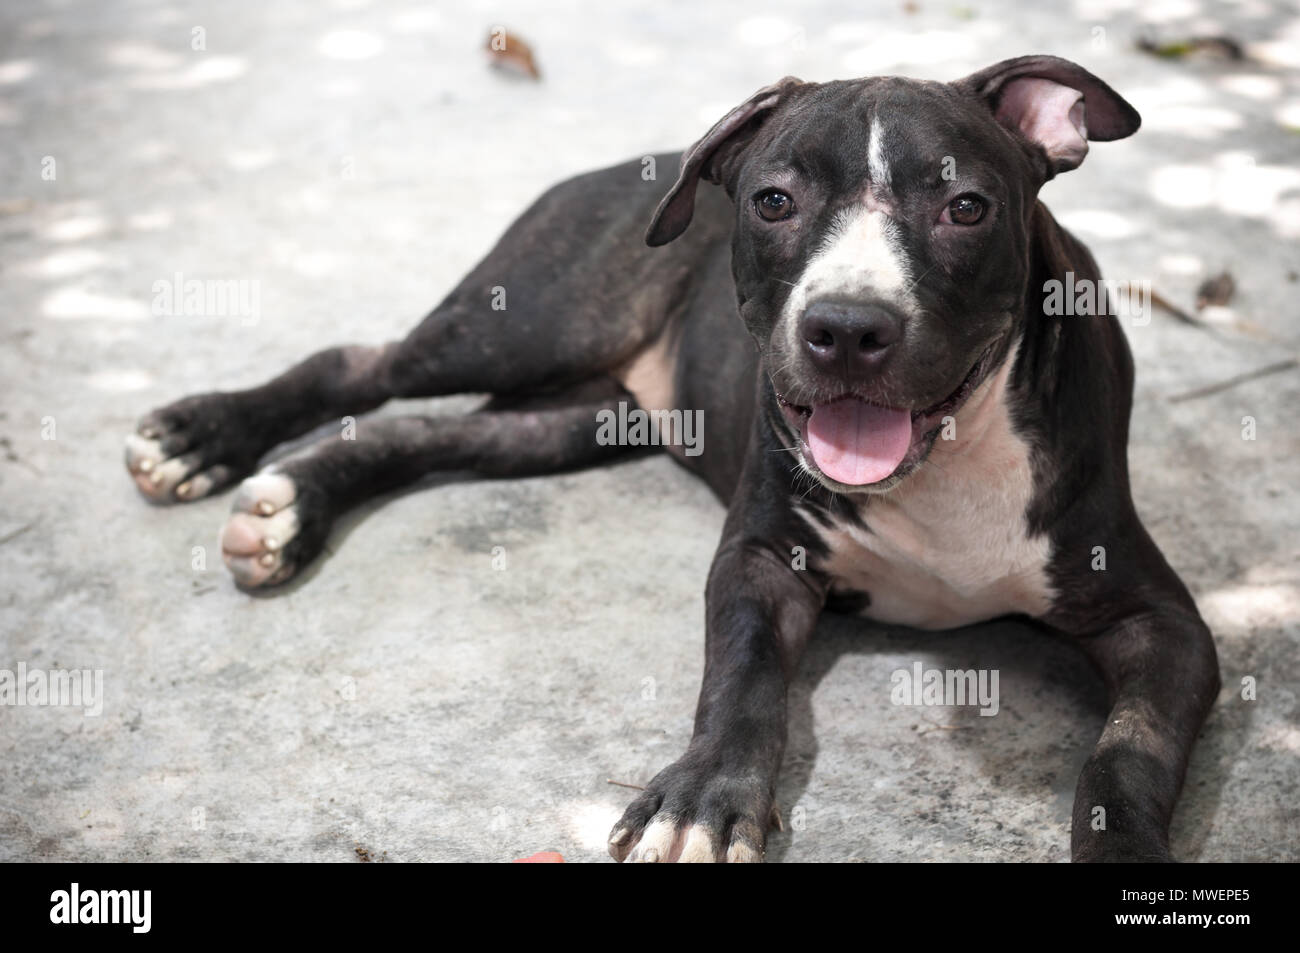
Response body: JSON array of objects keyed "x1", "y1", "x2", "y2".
[
  {"x1": 1257, "y1": 724, "x2": 1300, "y2": 756},
  {"x1": 291, "y1": 186, "x2": 333, "y2": 215},
  {"x1": 104, "y1": 42, "x2": 182, "y2": 71},
  {"x1": 87, "y1": 369, "x2": 153, "y2": 393},
  {"x1": 1275, "y1": 101, "x2": 1300, "y2": 129},
  {"x1": 1126, "y1": 75, "x2": 1212, "y2": 111},
  {"x1": 1134, "y1": 0, "x2": 1201, "y2": 23},
  {"x1": 319, "y1": 77, "x2": 362, "y2": 98},
  {"x1": 1071, "y1": 0, "x2": 1143, "y2": 18},
  {"x1": 1157, "y1": 252, "x2": 1205, "y2": 276},
  {"x1": 1139, "y1": 104, "x2": 1243, "y2": 138},
  {"x1": 1200, "y1": 582, "x2": 1299, "y2": 631},
  {"x1": 1148, "y1": 152, "x2": 1300, "y2": 218},
  {"x1": 225, "y1": 148, "x2": 277, "y2": 171},
  {"x1": 842, "y1": 28, "x2": 997, "y2": 71},
  {"x1": 319, "y1": 30, "x2": 385, "y2": 60},
  {"x1": 45, "y1": 215, "x2": 108, "y2": 242},
  {"x1": 389, "y1": 9, "x2": 442, "y2": 34},
  {"x1": 25, "y1": 247, "x2": 108, "y2": 278},
  {"x1": 601, "y1": 41, "x2": 665, "y2": 68},
  {"x1": 1250, "y1": 17, "x2": 1300, "y2": 68},
  {"x1": 736, "y1": 15, "x2": 802, "y2": 48},
  {"x1": 129, "y1": 56, "x2": 247, "y2": 90},
  {"x1": 824, "y1": 21, "x2": 884, "y2": 45},
  {"x1": 269, "y1": 238, "x2": 342, "y2": 278},
  {"x1": 129, "y1": 139, "x2": 176, "y2": 163},
  {"x1": 1218, "y1": 73, "x2": 1283, "y2": 100},
  {"x1": 0, "y1": 59, "x2": 37, "y2": 84},
  {"x1": 289, "y1": 250, "x2": 344, "y2": 278},
  {"x1": 127, "y1": 209, "x2": 174, "y2": 231},
  {"x1": 1056, "y1": 208, "x2": 1142, "y2": 239},
  {"x1": 43, "y1": 287, "x2": 149, "y2": 321},
  {"x1": 1269, "y1": 195, "x2": 1300, "y2": 238}
]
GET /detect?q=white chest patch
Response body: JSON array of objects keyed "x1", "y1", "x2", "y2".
[{"x1": 800, "y1": 358, "x2": 1055, "y2": 630}]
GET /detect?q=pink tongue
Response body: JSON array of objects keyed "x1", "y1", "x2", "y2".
[{"x1": 806, "y1": 399, "x2": 913, "y2": 485}]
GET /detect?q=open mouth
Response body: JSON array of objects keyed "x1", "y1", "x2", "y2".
[{"x1": 775, "y1": 342, "x2": 999, "y2": 489}]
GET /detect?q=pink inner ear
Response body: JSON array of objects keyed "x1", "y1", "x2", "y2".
[{"x1": 996, "y1": 77, "x2": 1089, "y2": 171}]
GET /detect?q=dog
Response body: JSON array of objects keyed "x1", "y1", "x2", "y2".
[{"x1": 125, "y1": 55, "x2": 1220, "y2": 862}]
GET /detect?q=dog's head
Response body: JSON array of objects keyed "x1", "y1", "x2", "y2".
[{"x1": 647, "y1": 55, "x2": 1140, "y2": 493}]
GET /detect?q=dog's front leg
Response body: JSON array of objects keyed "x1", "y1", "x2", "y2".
[
  {"x1": 609, "y1": 536, "x2": 824, "y2": 863},
  {"x1": 1070, "y1": 607, "x2": 1220, "y2": 862}
]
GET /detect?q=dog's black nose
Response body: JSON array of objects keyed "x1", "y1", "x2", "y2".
[{"x1": 800, "y1": 299, "x2": 901, "y2": 376}]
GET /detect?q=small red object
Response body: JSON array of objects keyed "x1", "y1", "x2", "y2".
[{"x1": 513, "y1": 851, "x2": 564, "y2": 863}]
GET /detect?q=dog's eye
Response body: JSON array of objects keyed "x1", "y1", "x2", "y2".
[
  {"x1": 755, "y1": 190, "x2": 795, "y2": 222},
  {"x1": 944, "y1": 194, "x2": 986, "y2": 226}
]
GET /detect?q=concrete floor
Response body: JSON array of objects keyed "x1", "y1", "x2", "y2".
[{"x1": 1, "y1": 0, "x2": 1297, "y2": 862}]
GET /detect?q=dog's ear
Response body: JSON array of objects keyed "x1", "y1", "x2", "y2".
[
  {"x1": 646, "y1": 77, "x2": 803, "y2": 247},
  {"x1": 956, "y1": 55, "x2": 1140, "y2": 176}
]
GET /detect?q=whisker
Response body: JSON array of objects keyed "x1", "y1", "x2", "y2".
[{"x1": 903, "y1": 263, "x2": 936, "y2": 295}]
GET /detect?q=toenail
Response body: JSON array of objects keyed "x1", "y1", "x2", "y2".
[
  {"x1": 609, "y1": 827, "x2": 631, "y2": 847},
  {"x1": 257, "y1": 500, "x2": 275, "y2": 516},
  {"x1": 259, "y1": 553, "x2": 275, "y2": 567},
  {"x1": 150, "y1": 471, "x2": 163, "y2": 486},
  {"x1": 176, "y1": 481, "x2": 192, "y2": 498},
  {"x1": 138, "y1": 458, "x2": 154, "y2": 473},
  {"x1": 140, "y1": 426, "x2": 159, "y2": 439},
  {"x1": 264, "y1": 537, "x2": 279, "y2": 551}
]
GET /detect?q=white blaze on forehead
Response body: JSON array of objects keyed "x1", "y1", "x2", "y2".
[
  {"x1": 867, "y1": 115, "x2": 892, "y2": 192},
  {"x1": 777, "y1": 115, "x2": 917, "y2": 369}
]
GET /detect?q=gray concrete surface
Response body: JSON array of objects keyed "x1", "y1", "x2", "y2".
[{"x1": 1, "y1": 0, "x2": 1297, "y2": 862}]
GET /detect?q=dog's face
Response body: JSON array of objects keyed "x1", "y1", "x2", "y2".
[{"x1": 648, "y1": 56, "x2": 1140, "y2": 493}]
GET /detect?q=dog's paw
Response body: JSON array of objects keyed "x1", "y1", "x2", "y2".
[
  {"x1": 1072, "y1": 835, "x2": 1174, "y2": 863},
  {"x1": 125, "y1": 393, "x2": 262, "y2": 503},
  {"x1": 219, "y1": 471, "x2": 330, "y2": 588},
  {"x1": 608, "y1": 755, "x2": 774, "y2": 863}
]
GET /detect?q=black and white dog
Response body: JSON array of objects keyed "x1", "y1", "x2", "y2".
[{"x1": 126, "y1": 55, "x2": 1220, "y2": 862}]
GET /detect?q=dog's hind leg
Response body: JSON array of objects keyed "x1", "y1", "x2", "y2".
[
  {"x1": 126, "y1": 162, "x2": 688, "y2": 506},
  {"x1": 218, "y1": 382, "x2": 638, "y2": 587},
  {"x1": 125, "y1": 308, "x2": 660, "y2": 506}
]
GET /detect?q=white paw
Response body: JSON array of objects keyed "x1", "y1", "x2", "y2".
[
  {"x1": 124, "y1": 431, "x2": 231, "y2": 503},
  {"x1": 220, "y1": 471, "x2": 301, "y2": 587},
  {"x1": 616, "y1": 819, "x2": 759, "y2": 864}
]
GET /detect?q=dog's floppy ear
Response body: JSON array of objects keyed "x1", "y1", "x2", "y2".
[
  {"x1": 646, "y1": 76, "x2": 803, "y2": 247},
  {"x1": 956, "y1": 55, "x2": 1140, "y2": 176}
]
